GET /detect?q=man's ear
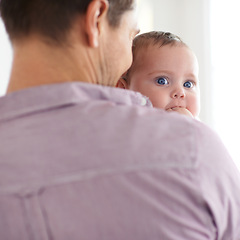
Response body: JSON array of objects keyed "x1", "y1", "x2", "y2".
[
  {"x1": 116, "y1": 78, "x2": 130, "y2": 89},
  {"x1": 85, "y1": 0, "x2": 109, "y2": 47}
]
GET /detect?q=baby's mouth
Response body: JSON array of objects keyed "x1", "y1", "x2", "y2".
[{"x1": 166, "y1": 106, "x2": 183, "y2": 111}]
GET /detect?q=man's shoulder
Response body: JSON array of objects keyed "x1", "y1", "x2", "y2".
[
  {"x1": 99, "y1": 105, "x2": 200, "y2": 169},
  {"x1": 109, "y1": 105, "x2": 232, "y2": 170}
]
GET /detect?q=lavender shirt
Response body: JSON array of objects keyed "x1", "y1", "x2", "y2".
[{"x1": 0, "y1": 82, "x2": 240, "y2": 240}]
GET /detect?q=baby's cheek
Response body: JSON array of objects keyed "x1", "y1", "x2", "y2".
[
  {"x1": 150, "y1": 95, "x2": 168, "y2": 110},
  {"x1": 152, "y1": 101, "x2": 168, "y2": 110},
  {"x1": 189, "y1": 96, "x2": 200, "y2": 117}
]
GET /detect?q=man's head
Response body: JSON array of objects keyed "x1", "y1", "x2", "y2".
[
  {"x1": 0, "y1": 0, "x2": 135, "y2": 44},
  {"x1": 117, "y1": 31, "x2": 200, "y2": 117},
  {"x1": 0, "y1": 0, "x2": 139, "y2": 90}
]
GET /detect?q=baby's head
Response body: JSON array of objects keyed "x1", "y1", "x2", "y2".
[{"x1": 118, "y1": 31, "x2": 200, "y2": 118}]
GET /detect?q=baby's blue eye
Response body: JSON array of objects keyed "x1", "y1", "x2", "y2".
[
  {"x1": 184, "y1": 81, "x2": 193, "y2": 88},
  {"x1": 157, "y1": 77, "x2": 168, "y2": 85}
]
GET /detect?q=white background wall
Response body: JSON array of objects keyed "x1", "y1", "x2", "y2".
[
  {"x1": 0, "y1": 19, "x2": 12, "y2": 96},
  {"x1": 210, "y1": 0, "x2": 240, "y2": 169}
]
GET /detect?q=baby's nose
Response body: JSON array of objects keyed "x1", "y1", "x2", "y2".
[{"x1": 171, "y1": 88, "x2": 185, "y2": 98}]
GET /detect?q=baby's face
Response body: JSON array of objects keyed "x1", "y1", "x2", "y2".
[{"x1": 128, "y1": 44, "x2": 200, "y2": 117}]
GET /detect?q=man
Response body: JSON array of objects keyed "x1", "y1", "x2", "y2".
[{"x1": 0, "y1": 0, "x2": 240, "y2": 239}]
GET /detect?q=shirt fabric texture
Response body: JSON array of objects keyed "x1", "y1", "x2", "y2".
[{"x1": 0, "y1": 82, "x2": 240, "y2": 240}]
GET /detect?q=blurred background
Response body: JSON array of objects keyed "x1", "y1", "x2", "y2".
[{"x1": 0, "y1": 0, "x2": 239, "y2": 169}]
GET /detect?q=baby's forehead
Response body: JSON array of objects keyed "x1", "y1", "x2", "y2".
[
  {"x1": 131, "y1": 43, "x2": 199, "y2": 74},
  {"x1": 133, "y1": 39, "x2": 187, "y2": 57},
  {"x1": 133, "y1": 42, "x2": 189, "y2": 62}
]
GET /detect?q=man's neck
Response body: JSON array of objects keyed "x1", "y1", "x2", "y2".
[{"x1": 7, "y1": 36, "x2": 97, "y2": 93}]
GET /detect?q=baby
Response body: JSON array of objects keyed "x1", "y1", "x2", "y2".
[{"x1": 117, "y1": 31, "x2": 200, "y2": 118}]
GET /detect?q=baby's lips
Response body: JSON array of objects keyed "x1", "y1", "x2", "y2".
[
  {"x1": 171, "y1": 106, "x2": 183, "y2": 110},
  {"x1": 166, "y1": 106, "x2": 183, "y2": 111}
]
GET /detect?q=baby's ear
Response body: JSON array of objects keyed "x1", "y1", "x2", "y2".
[{"x1": 116, "y1": 77, "x2": 129, "y2": 89}]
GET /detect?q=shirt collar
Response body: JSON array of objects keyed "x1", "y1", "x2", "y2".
[{"x1": 0, "y1": 82, "x2": 152, "y2": 121}]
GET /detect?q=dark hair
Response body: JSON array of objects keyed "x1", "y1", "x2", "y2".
[
  {"x1": 0, "y1": 0, "x2": 134, "y2": 44},
  {"x1": 123, "y1": 31, "x2": 188, "y2": 82}
]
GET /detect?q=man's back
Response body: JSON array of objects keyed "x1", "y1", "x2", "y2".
[{"x1": 0, "y1": 82, "x2": 240, "y2": 240}]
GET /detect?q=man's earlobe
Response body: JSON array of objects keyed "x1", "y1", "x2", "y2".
[
  {"x1": 85, "y1": 0, "x2": 109, "y2": 48},
  {"x1": 116, "y1": 78, "x2": 129, "y2": 89}
]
